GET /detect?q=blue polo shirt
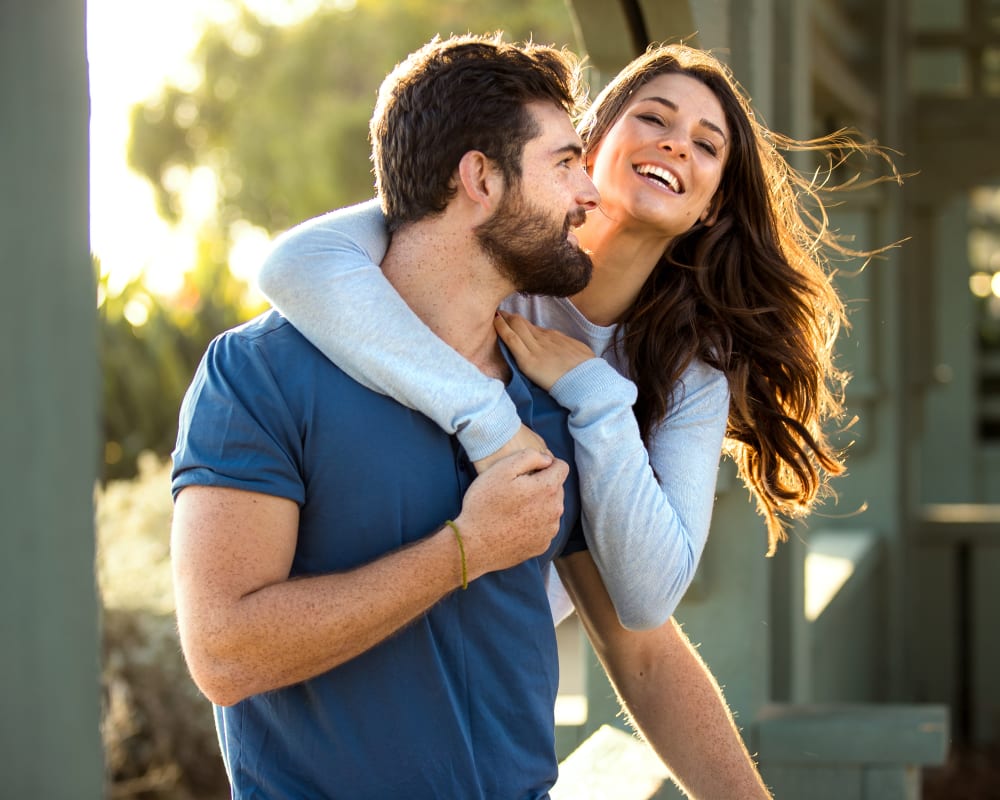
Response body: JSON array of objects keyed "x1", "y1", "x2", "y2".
[{"x1": 172, "y1": 310, "x2": 584, "y2": 799}]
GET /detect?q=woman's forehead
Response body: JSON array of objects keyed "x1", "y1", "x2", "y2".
[{"x1": 628, "y1": 73, "x2": 726, "y2": 128}]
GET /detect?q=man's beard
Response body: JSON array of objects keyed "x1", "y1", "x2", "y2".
[{"x1": 475, "y1": 186, "x2": 593, "y2": 298}]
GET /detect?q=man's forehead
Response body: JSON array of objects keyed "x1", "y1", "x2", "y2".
[{"x1": 524, "y1": 101, "x2": 583, "y2": 154}]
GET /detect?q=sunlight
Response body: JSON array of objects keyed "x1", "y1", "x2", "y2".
[
  {"x1": 971, "y1": 272, "x2": 994, "y2": 298},
  {"x1": 87, "y1": 0, "x2": 328, "y2": 300},
  {"x1": 88, "y1": 0, "x2": 211, "y2": 296},
  {"x1": 803, "y1": 530, "x2": 879, "y2": 623},
  {"x1": 804, "y1": 551, "x2": 855, "y2": 622}
]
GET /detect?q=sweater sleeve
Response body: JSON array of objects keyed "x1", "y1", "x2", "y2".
[
  {"x1": 256, "y1": 199, "x2": 521, "y2": 461},
  {"x1": 549, "y1": 357, "x2": 729, "y2": 630}
]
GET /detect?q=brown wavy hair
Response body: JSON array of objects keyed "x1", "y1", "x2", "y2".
[{"x1": 578, "y1": 44, "x2": 900, "y2": 555}]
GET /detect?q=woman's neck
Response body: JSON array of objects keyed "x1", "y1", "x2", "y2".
[{"x1": 570, "y1": 213, "x2": 671, "y2": 327}]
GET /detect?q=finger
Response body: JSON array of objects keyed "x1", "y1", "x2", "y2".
[
  {"x1": 494, "y1": 311, "x2": 515, "y2": 338},
  {"x1": 547, "y1": 457, "x2": 570, "y2": 484},
  {"x1": 501, "y1": 312, "x2": 541, "y2": 344},
  {"x1": 522, "y1": 456, "x2": 570, "y2": 487},
  {"x1": 494, "y1": 313, "x2": 519, "y2": 344},
  {"x1": 500, "y1": 446, "x2": 556, "y2": 477},
  {"x1": 494, "y1": 313, "x2": 528, "y2": 352}
]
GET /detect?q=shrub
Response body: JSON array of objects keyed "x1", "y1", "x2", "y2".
[{"x1": 98, "y1": 453, "x2": 228, "y2": 799}]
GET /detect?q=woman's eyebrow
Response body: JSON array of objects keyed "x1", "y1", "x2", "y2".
[{"x1": 641, "y1": 95, "x2": 728, "y2": 145}]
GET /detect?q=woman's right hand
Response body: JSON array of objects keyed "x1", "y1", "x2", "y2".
[{"x1": 495, "y1": 311, "x2": 596, "y2": 392}]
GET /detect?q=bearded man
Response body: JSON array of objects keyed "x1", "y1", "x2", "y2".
[{"x1": 170, "y1": 34, "x2": 598, "y2": 799}]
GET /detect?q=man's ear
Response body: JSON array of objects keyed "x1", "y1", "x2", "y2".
[{"x1": 457, "y1": 150, "x2": 504, "y2": 213}]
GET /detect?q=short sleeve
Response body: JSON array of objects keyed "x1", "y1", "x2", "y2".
[{"x1": 171, "y1": 328, "x2": 305, "y2": 505}]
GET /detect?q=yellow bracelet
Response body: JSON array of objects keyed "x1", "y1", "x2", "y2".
[{"x1": 445, "y1": 519, "x2": 468, "y2": 590}]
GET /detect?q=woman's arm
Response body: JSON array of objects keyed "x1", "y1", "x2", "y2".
[
  {"x1": 497, "y1": 313, "x2": 729, "y2": 630},
  {"x1": 257, "y1": 200, "x2": 522, "y2": 462},
  {"x1": 555, "y1": 552, "x2": 772, "y2": 799},
  {"x1": 554, "y1": 359, "x2": 728, "y2": 629}
]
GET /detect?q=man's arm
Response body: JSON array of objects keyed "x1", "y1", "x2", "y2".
[
  {"x1": 555, "y1": 551, "x2": 772, "y2": 800},
  {"x1": 172, "y1": 449, "x2": 568, "y2": 707}
]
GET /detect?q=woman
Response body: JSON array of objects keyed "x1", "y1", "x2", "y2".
[{"x1": 257, "y1": 43, "x2": 896, "y2": 630}]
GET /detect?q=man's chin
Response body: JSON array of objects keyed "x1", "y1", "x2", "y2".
[{"x1": 518, "y1": 259, "x2": 592, "y2": 298}]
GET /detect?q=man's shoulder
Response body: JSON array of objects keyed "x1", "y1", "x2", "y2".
[
  {"x1": 220, "y1": 309, "x2": 301, "y2": 349},
  {"x1": 189, "y1": 309, "x2": 378, "y2": 423},
  {"x1": 209, "y1": 310, "x2": 331, "y2": 374},
  {"x1": 204, "y1": 309, "x2": 427, "y2": 422}
]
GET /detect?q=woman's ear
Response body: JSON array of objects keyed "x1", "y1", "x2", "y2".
[{"x1": 457, "y1": 150, "x2": 504, "y2": 213}]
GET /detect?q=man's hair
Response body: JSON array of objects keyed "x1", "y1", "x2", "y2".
[{"x1": 370, "y1": 33, "x2": 586, "y2": 232}]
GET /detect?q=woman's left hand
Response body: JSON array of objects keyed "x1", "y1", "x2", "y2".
[{"x1": 495, "y1": 310, "x2": 596, "y2": 391}]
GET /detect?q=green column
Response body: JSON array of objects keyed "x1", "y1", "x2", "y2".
[{"x1": 0, "y1": 3, "x2": 103, "y2": 798}]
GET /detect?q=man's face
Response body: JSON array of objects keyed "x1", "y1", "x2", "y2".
[{"x1": 476, "y1": 102, "x2": 599, "y2": 297}]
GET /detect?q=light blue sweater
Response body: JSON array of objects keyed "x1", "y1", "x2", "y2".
[{"x1": 257, "y1": 200, "x2": 730, "y2": 629}]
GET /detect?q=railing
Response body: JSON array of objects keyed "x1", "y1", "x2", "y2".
[
  {"x1": 754, "y1": 704, "x2": 949, "y2": 800},
  {"x1": 753, "y1": 528, "x2": 949, "y2": 799}
]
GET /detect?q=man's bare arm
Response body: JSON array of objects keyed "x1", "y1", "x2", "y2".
[
  {"x1": 555, "y1": 551, "x2": 772, "y2": 800},
  {"x1": 172, "y1": 449, "x2": 568, "y2": 707}
]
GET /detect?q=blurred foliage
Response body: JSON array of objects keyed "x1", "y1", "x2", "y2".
[
  {"x1": 98, "y1": 226, "x2": 267, "y2": 482},
  {"x1": 107, "y1": 0, "x2": 577, "y2": 481},
  {"x1": 98, "y1": 454, "x2": 228, "y2": 799}
]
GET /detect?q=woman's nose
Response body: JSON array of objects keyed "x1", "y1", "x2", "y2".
[{"x1": 660, "y1": 136, "x2": 689, "y2": 159}]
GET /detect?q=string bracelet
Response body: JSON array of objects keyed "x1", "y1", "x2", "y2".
[{"x1": 445, "y1": 519, "x2": 468, "y2": 590}]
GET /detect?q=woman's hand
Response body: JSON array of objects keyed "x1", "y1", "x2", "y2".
[{"x1": 495, "y1": 310, "x2": 596, "y2": 392}]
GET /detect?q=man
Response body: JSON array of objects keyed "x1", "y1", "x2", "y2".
[
  {"x1": 172, "y1": 34, "x2": 770, "y2": 799},
  {"x1": 173, "y1": 34, "x2": 596, "y2": 799}
]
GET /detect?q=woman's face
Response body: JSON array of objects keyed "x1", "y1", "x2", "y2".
[{"x1": 587, "y1": 72, "x2": 730, "y2": 240}]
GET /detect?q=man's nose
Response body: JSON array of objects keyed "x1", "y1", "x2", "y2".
[{"x1": 576, "y1": 168, "x2": 600, "y2": 211}]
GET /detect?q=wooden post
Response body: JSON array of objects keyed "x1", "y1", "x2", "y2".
[{"x1": 0, "y1": 2, "x2": 103, "y2": 797}]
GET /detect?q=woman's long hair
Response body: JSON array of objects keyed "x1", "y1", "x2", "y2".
[{"x1": 578, "y1": 44, "x2": 900, "y2": 555}]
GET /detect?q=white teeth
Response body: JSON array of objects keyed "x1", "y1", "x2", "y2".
[{"x1": 636, "y1": 164, "x2": 681, "y2": 193}]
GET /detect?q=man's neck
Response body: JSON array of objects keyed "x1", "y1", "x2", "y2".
[{"x1": 380, "y1": 220, "x2": 513, "y2": 381}]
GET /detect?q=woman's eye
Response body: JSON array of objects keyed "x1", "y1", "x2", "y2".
[
  {"x1": 638, "y1": 113, "x2": 664, "y2": 126},
  {"x1": 697, "y1": 140, "x2": 718, "y2": 157}
]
